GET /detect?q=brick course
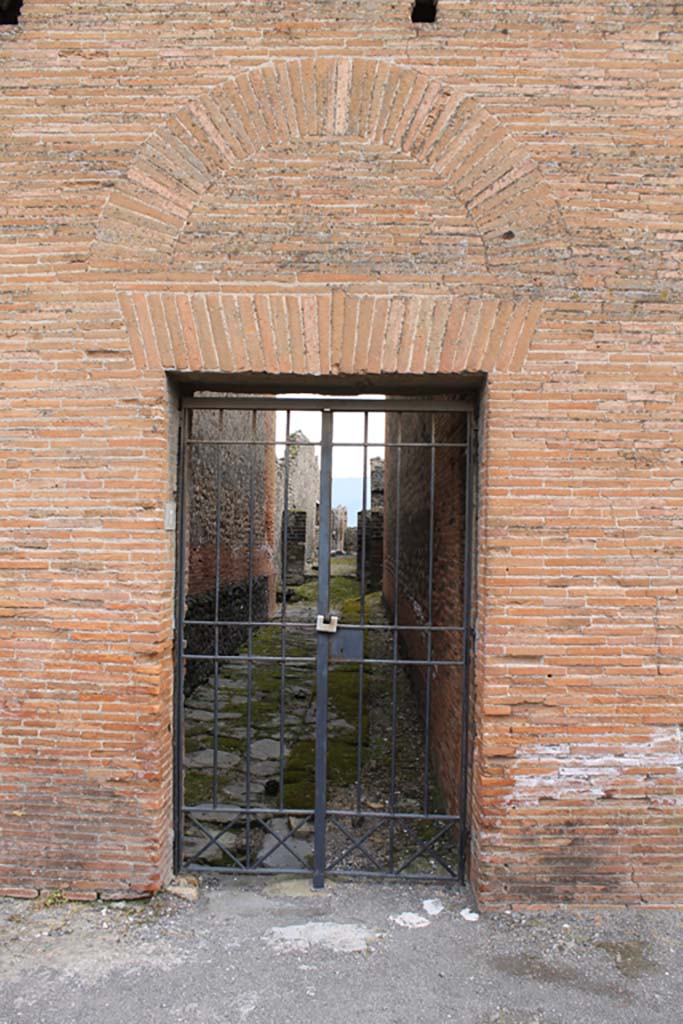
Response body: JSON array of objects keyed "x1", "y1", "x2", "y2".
[{"x1": 1, "y1": 2, "x2": 682, "y2": 904}]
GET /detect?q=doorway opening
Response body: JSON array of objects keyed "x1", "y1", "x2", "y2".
[{"x1": 174, "y1": 392, "x2": 477, "y2": 885}]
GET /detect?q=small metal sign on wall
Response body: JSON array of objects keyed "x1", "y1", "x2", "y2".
[{"x1": 174, "y1": 394, "x2": 477, "y2": 885}]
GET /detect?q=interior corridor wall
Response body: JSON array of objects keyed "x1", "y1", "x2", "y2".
[{"x1": 383, "y1": 410, "x2": 468, "y2": 817}]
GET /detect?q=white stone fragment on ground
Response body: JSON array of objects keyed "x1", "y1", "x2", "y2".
[
  {"x1": 265, "y1": 921, "x2": 377, "y2": 953},
  {"x1": 460, "y1": 907, "x2": 480, "y2": 922},
  {"x1": 423, "y1": 898, "x2": 444, "y2": 917},
  {"x1": 390, "y1": 912, "x2": 431, "y2": 929}
]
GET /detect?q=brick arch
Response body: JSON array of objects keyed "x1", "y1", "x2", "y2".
[
  {"x1": 118, "y1": 290, "x2": 542, "y2": 375},
  {"x1": 92, "y1": 57, "x2": 570, "y2": 278}
]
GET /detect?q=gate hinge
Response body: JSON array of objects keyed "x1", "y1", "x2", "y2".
[{"x1": 164, "y1": 501, "x2": 177, "y2": 531}]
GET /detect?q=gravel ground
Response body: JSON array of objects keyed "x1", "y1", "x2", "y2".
[{"x1": 1, "y1": 875, "x2": 681, "y2": 1024}]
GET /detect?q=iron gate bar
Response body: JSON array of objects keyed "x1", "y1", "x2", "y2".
[
  {"x1": 313, "y1": 410, "x2": 333, "y2": 888},
  {"x1": 325, "y1": 816, "x2": 460, "y2": 882},
  {"x1": 185, "y1": 811, "x2": 316, "y2": 874},
  {"x1": 394, "y1": 821, "x2": 460, "y2": 877},
  {"x1": 187, "y1": 813, "x2": 244, "y2": 867},
  {"x1": 279, "y1": 409, "x2": 291, "y2": 812},
  {"x1": 458, "y1": 412, "x2": 477, "y2": 880},
  {"x1": 423, "y1": 412, "x2": 436, "y2": 815},
  {"x1": 184, "y1": 397, "x2": 474, "y2": 413},
  {"x1": 212, "y1": 417, "x2": 223, "y2": 808},
  {"x1": 183, "y1": 619, "x2": 465, "y2": 631},
  {"x1": 324, "y1": 809, "x2": 461, "y2": 821},
  {"x1": 186, "y1": 805, "x2": 460, "y2": 821},
  {"x1": 245, "y1": 408, "x2": 257, "y2": 866},
  {"x1": 355, "y1": 410, "x2": 369, "y2": 816},
  {"x1": 173, "y1": 406, "x2": 190, "y2": 874},
  {"x1": 327, "y1": 816, "x2": 385, "y2": 872},
  {"x1": 250, "y1": 816, "x2": 313, "y2": 870},
  {"x1": 388, "y1": 412, "x2": 402, "y2": 873},
  {"x1": 184, "y1": 654, "x2": 465, "y2": 667},
  {"x1": 184, "y1": 654, "x2": 318, "y2": 662},
  {"x1": 186, "y1": 439, "x2": 470, "y2": 448}
]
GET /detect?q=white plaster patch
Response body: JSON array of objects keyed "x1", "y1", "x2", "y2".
[
  {"x1": 460, "y1": 907, "x2": 480, "y2": 923},
  {"x1": 507, "y1": 727, "x2": 683, "y2": 806},
  {"x1": 390, "y1": 912, "x2": 431, "y2": 929},
  {"x1": 264, "y1": 921, "x2": 377, "y2": 953},
  {"x1": 60, "y1": 942, "x2": 192, "y2": 985},
  {"x1": 423, "y1": 898, "x2": 444, "y2": 917}
]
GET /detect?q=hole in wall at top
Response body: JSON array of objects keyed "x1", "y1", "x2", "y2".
[
  {"x1": 411, "y1": 0, "x2": 437, "y2": 23},
  {"x1": 0, "y1": 0, "x2": 22, "y2": 24}
]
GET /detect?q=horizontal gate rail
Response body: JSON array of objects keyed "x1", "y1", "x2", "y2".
[
  {"x1": 188, "y1": 438, "x2": 471, "y2": 446},
  {"x1": 184, "y1": 654, "x2": 465, "y2": 667},
  {"x1": 183, "y1": 618, "x2": 465, "y2": 631},
  {"x1": 183, "y1": 396, "x2": 475, "y2": 413}
]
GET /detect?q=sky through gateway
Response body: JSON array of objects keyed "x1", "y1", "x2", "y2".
[{"x1": 276, "y1": 398, "x2": 386, "y2": 521}]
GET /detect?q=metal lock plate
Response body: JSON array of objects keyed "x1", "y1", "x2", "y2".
[
  {"x1": 330, "y1": 626, "x2": 364, "y2": 662},
  {"x1": 316, "y1": 614, "x2": 339, "y2": 633}
]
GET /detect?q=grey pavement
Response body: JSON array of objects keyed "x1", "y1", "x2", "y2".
[{"x1": 1, "y1": 875, "x2": 681, "y2": 1024}]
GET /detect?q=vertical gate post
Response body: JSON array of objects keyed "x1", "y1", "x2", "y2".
[
  {"x1": 173, "y1": 406, "x2": 190, "y2": 875},
  {"x1": 458, "y1": 410, "x2": 477, "y2": 880},
  {"x1": 313, "y1": 410, "x2": 333, "y2": 888}
]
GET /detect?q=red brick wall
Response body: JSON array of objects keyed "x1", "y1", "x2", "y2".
[
  {"x1": 383, "y1": 410, "x2": 468, "y2": 818},
  {"x1": 186, "y1": 407, "x2": 276, "y2": 603},
  {"x1": 1, "y1": 2, "x2": 682, "y2": 904}
]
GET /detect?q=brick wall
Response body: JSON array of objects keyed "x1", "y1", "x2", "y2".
[
  {"x1": 187, "y1": 407, "x2": 276, "y2": 598},
  {"x1": 1, "y1": 2, "x2": 682, "y2": 904},
  {"x1": 357, "y1": 457, "x2": 385, "y2": 589},
  {"x1": 383, "y1": 410, "x2": 468, "y2": 817},
  {"x1": 183, "y1": 406, "x2": 277, "y2": 695}
]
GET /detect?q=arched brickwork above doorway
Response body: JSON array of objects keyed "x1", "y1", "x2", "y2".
[
  {"x1": 91, "y1": 56, "x2": 570, "y2": 280},
  {"x1": 119, "y1": 291, "x2": 542, "y2": 375}
]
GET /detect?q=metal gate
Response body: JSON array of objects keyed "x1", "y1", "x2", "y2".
[{"x1": 174, "y1": 395, "x2": 477, "y2": 885}]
